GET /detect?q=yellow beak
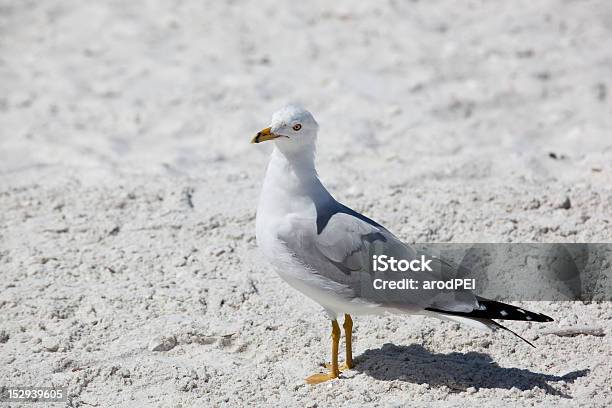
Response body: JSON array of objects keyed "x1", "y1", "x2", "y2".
[{"x1": 251, "y1": 127, "x2": 281, "y2": 143}]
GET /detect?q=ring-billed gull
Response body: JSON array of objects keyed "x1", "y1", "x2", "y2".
[{"x1": 252, "y1": 105, "x2": 553, "y2": 384}]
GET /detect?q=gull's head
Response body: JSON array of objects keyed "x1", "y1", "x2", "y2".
[{"x1": 251, "y1": 105, "x2": 319, "y2": 155}]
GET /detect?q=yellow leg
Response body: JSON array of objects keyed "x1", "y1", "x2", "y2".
[
  {"x1": 324, "y1": 314, "x2": 355, "y2": 371},
  {"x1": 344, "y1": 314, "x2": 354, "y2": 369},
  {"x1": 306, "y1": 320, "x2": 341, "y2": 384}
]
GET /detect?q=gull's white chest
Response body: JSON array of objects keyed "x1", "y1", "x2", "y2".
[
  {"x1": 255, "y1": 194, "x2": 317, "y2": 274},
  {"x1": 255, "y1": 149, "x2": 319, "y2": 270}
]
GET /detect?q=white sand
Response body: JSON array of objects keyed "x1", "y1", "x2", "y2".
[{"x1": 1, "y1": 1, "x2": 611, "y2": 406}]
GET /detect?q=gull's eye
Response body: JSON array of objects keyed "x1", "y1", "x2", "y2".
[{"x1": 292, "y1": 124, "x2": 302, "y2": 131}]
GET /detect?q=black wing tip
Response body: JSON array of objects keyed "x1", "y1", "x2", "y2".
[
  {"x1": 541, "y1": 314, "x2": 554, "y2": 323},
  {"x1": 473, "y1": 297, "x2": 555, "y2": 322},
  {"x1": 516, "y1": 310, "x2": 555, "y2": 323},
  {"x1": 426, "y1": 300, "x2": 555, "y2": 323}
]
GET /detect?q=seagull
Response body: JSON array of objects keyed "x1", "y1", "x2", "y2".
[{"x1": 252, "y1": 105, "x2": 553, "y2": 384}]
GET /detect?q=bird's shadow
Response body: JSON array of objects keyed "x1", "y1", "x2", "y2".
[{"x1": 353, "y1": 343, "x2": 588, "y2": 398}]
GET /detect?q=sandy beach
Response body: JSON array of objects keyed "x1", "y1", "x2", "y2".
[{"x1": 1, "y1": 1, "x2": 611, "y2": 406}]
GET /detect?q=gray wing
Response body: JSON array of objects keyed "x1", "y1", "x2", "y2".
[{"x1": 284, "y1": 207, "x2": 479, "y2": 313}]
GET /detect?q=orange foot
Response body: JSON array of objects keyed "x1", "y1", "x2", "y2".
[{"x1": 305, "y1": 371, "x2": 340, "y2": 384}]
